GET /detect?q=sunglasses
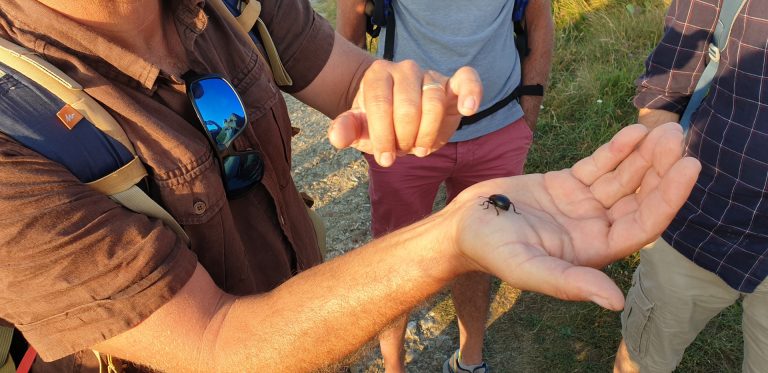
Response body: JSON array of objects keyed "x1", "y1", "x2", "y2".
[{"x1": 186, "y1": 74, "x2": 265, "y2": 198}]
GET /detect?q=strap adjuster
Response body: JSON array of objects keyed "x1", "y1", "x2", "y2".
[{"x1": 708, "y1": 43, "x2": 720, "y2": 63}]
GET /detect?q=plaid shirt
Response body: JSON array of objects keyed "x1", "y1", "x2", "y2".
[{"x1": 636, "y1": 0, "x2": 768, "y2": 292}]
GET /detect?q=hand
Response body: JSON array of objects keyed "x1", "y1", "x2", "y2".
[
  {"x1": 327, "y1": 60, "x2": 483, "y2": 167},
  {"x1": 440, "y1": 123, "x2": 701, "y2": 310}
]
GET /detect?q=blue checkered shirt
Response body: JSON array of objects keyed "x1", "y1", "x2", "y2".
[{"x1": 635, "y1": 0, "x2": 768, "y2": 292}]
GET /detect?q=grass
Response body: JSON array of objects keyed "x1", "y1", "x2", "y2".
[{"x1": 313, "y1": 0, "x2": 744, "y2": 371}]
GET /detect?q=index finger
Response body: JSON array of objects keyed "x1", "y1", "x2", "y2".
[
  {"x1": 571, "y1": 124, "x2": 649, "y2": 186},
  {"x1": 361, "y1": 61, "x2": 397, "y2": 167},
  {"x1": 447, "y1": 66, "x2": 483, "y2": 116},
  {"x1": 413, "y1": 67, "x2": 481, "y2": 153}
]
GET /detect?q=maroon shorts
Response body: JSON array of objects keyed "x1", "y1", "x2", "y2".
[{"x1": 364, "y1": 117, "x2": 533, "y2": 237}]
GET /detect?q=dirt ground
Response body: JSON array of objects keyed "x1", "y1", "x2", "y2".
[{"x1": 286, "y1": 95, "x2": 522, "y2": 372}]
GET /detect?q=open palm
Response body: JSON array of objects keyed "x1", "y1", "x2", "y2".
[{"x1": 444, "y1": 123, "x2": 701, "y2": 310}]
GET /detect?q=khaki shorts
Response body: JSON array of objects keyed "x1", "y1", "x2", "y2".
[{"x1": 621, "y1": 238, "x2": 768, "y2": 372}]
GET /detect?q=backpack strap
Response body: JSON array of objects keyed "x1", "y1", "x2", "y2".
[
  {"x1": 15, "y1": 346, "x2": 35, "y2": 373},
  {"x1": 0, "y1": 37, "x2": 189, "y2": 244},
  {"x1": 365, "y1": 0, "x2": 396, "y2": 60},
  {"x1": 379, "y1": 0, "x2": 396, "y2": 61},
  {"x1": 458, "y1": 84, "x2": 543, "y2": 128},
  {"x1": 215, "y1": 0, "x2": 293, "y2": 87},
  {"x1": 679, "y1": 0, "x2": 747, "y2": 130},
  {"x1": 512, "y1": 0, "x2": 531, "y2": 57}
]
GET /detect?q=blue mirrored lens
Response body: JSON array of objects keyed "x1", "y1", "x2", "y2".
[
  {"x1": 189, "y1": 78, "x2": 246, "y2": 150},
  {"x1": 222, "y1": 153, "x2": 264, "y2": 194}
]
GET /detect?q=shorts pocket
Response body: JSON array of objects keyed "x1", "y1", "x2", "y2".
[{"x1": 621, "y1": 271, "x2": 655, "y2": 359}]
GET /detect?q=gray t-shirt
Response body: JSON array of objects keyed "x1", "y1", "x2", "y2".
[{"x1": 377, "y1": 0, "x2": 525, "y2": 142}]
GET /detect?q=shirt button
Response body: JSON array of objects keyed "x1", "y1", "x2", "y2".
[{"x1": 193, "y1": 201, "x2": 207, "y2": 215}]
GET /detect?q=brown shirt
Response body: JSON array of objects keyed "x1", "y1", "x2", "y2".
[{"x1": 0, "y1": 0, "x2": 332, "y2": 363}]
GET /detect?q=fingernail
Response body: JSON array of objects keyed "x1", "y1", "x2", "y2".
[
  {"x1": 379, "y1": 152, "x2": 394, "y2": 167},
  {"x1": 462, "y1": 96, "x2": 477, "y2": 112},
  {"x1": 413, "y1": 147, "x2": 429, "y2": 157},
  {"x1": 589, "y1": 294, "x2": 619, "y2": 311}
]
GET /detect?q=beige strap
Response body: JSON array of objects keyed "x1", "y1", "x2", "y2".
[
  {"x1": 254, "y1": 18, "x2": 293, "y2": 86},
  {"x1": 306, "y1": 206, "x2": 327, "y2": 257},
  {"x1": 92, "y1": 350, "x2": 120, "y2": 373},
  {"x1": 236, "y1": 0, "x2": 261, "y2": 31},
  {"x1": 86, "y1": 157, "x2": 147, "y2": 195},
  {"x1": 209, "y1": 0, "x2": 293, "y2": 86},
  {"x1": 0, "y1": 37, "x2": 189, "y2": 246},
  {"x1": 0, "y1": 38, "x2": 135, "y2": 155},
  {"x1": 110, "y1": 186, "x2": 190, "y2": 244},
  {"x1": 0, "y1": 327, "x2": 13, "y2": 373}
]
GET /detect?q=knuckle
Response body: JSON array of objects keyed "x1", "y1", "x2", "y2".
[
  {"x1": 369, "y1": 59, "x2": 392, "y2": 71},
  {"x1": 398, "y1": 59, "x2": 421, "y2": 74}
]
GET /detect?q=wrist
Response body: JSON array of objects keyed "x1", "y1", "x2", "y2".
[{"x1": 428, "y1": 201, "x2": 485, "y2": 277}]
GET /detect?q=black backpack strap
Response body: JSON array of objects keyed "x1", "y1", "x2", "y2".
[
  {"x1": 458, "y1": 0, "x2": 538, "y2": 129},
  {"x1": 382, "y1": 3, "x2": 396, "y2": 61},
  {"x1": 458, "y1": 84, "x2": 542, "y2": 129},
  {"x1": 365, "y1": 0, "x2": 396, "y2": 60},
  {"x1": 513, "y1": 19, "x2": 530, "y2": 58},
  {"x1": 366, "y1": 1, "x2": 382, "y2": 38},
  {"x1": 513, "y1": 0, "x2": 530, "y2": 58}
]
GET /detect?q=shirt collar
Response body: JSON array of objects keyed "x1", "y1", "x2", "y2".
[{"x1": 0, "y1": 0, "x2": 208, "y2": 92}]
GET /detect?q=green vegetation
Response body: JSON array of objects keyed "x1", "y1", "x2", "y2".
[
  {"x1": 530, "y1": 2, "x2": 743, "y2": 370},
  {"x1": 314, "y1": 0, "x2": 744, "y2": 371}
]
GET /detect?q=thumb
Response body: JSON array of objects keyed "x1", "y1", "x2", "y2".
[
  {"x1": 328, "y1": 110, "x2": 368, "y2": 151},
  {"x1": 493, "y1": 254, "x2": 626, "y2": 310}
]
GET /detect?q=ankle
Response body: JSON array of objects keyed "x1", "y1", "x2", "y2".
[
  {"x1": 382, "y1": 361, "x2": 406, "y2": 373},
  {"x1": 457, "y1": 349, "x2": 483, "y2": 366}
]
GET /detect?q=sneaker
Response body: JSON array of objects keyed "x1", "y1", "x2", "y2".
[{"x1": 442, "y1": 349, "x2": 489, "y2": 373}]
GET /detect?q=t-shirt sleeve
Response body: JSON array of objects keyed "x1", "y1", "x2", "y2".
[
  {"x1": 259, "y1": 0, "x2": 335, "y2": 93},
  {"x1": 0, "y1": 136, "x2": 197, "y2": 361},
  {"x1": 633, "y1": 0, "x2": 718, "y2": 113}
]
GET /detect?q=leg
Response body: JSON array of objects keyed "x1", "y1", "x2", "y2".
[
  {"x1": 614, "y1": 340, "x2": 640, "y2": 373},
  {"x1": 742, "y1": 278, "x2": 768, "y2": 373},
  {"x1": 445, "y1": 119, "x2": 532, "y2": 366},
  {"x1": 615, "y1": 239, "x2": 740, "y2": 372},
  {"x1": 378, "y1": 315, "x2": 408, "y2": 373},
  {"x1": 450, "y1": 272, "x2": 492, "y2": 365},
  {"x1": 364, "y1": 150, "x2": 451, "y2": 237},
  {"x1": 364, "y1": 147, "x2": 455, "y2": 372}
]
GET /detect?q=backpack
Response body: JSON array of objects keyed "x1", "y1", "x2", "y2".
[
  {"x1": 364, "y1": 0, "x2": 543, "y2": 129},
  {"x1": 679, "y1": 0, "x2": 747, "y2": 131},
  {"x1": 0, "y1": 0, "x2": 326, "y2": 371}
]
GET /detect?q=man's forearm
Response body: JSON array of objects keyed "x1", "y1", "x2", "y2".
[
  {"x1": 519, "y1": 0, "x2": 554, "y2": 130},
  {"x1": 213, "y1": 213, "x2": 462, "y2": 371},
  {"x1": 336, "y1": 0, "x2": 368, "y2": 48},
  {"x1": 293, "y1": 32, "x2": 374, "y2": 118},
  {"x1": 95, "y1": 211, "x2": 465, "y2": 373},
  {"x1": 637, "y1": 108, "x2": 680, "y2": 129}
]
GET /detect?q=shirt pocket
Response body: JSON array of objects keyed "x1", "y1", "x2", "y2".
[{"x1": 152, "y1": 150, "x2": 227, "y2": 226}]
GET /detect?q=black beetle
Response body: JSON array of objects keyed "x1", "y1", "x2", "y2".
[{"x1": 480, "y1": 194, "x2": 520, "y2": 215}]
